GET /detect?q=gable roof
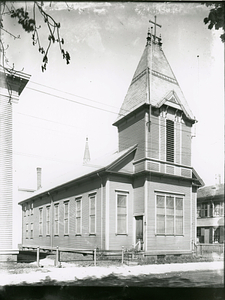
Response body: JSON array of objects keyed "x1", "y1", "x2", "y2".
[
  {"x1": 18, "y1": 144, "x2": 137, "y2": 204},
  {"x1": 113, "y1": 34, "x2": 196, "y2": 125}
]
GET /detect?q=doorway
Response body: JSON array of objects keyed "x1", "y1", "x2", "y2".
[{"x1": 135, "y1": 216, "x2": 143, "y2": 250}]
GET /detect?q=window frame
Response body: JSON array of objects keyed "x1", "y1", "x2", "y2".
[
  {"x1": 26, "y1": 223, "x2": 29, "y2": 239},
  {"x1": 201, "y1": 203, "x2": 208, "y2": 218},
  {"x1": 89, "y1": 193, "x2": 96, "y2": 235},
  {"x1": 64, "y1": 200, "x2": 69, "y2": 235},
  {"x1": 75, "y1": 197, "x2": 82, "y2": 235},
  {"x1": 166, "y1": 119, "x2": 175, "y2": 163},
  {"x1": 31, "y1": 202, "x2": 34, "y2": 215},
  {"x1": 116, "y1": 191, "x2": 128, "y2": 235},
  {"x1": 23, "y1": 204, "x2": 26, "y2": 217},
  {"x1": 39, "y1": 207, "x2": 43, "y2": 236},
  {"x1": 155, "y1": 192, "x2": 184, "y2": 236},
  {"x1": 30, "y1": 223, "x2": 34, "y2": 239},
  {"x1": 46, "y1": 205, "x2": 51, "y2": 236},
  {"x1": 54, "y1": 203, "x2": 59, "y2": 236}
]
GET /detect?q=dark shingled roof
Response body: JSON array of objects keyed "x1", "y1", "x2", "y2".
[
  {"x1": 114, "y1": 37, "x2": 195, "y2": 125},
  {"x1": 197, "y1": 183, "x2": 224, "y2": 199}
]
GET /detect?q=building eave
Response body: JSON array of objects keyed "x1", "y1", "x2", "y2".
[
  {"x1": 18, "y1": 167, "x2": 107, "y2": 205},
  {"x1": 18, "y1": 145, "x2": 138, "y2": 205}
]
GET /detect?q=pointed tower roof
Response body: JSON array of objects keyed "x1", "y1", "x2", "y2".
[
  {"x1": 113, "y1": 29, "x2": 196, "y2": 126},
  {"x1": 83, "y1": 137, "x2": 91, "y2": 164}
]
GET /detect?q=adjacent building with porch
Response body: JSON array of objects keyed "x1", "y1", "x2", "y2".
[
  {"x1": 197, "y1": 183, "x2": 224, "y2": 244},
  {"x1": 19, "y1": 25, "x2": 203, "y2": 255}
]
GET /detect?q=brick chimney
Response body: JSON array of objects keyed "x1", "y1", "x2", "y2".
[{"x1": 37, "y1": 167, "x2": 42, "y2": 190}]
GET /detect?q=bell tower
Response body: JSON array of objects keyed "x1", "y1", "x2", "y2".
[{"x1": 113, "y1": 21, "x2": 196, "y2": 179}]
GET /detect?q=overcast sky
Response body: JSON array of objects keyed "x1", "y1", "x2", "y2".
[{"x1": 3, "y1": 2, "x2": 224, "y2": 193}]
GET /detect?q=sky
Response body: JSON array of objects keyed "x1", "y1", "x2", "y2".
[{"x1": 3, "y1": 1, "x2": 224, "y2": 195}]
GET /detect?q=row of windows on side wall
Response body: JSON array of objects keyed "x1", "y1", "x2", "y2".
[{"x1": 25, "y1": 192, "x2": 184, "y2": 238}]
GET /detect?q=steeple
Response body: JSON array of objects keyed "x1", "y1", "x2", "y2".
[
  {"x1": 113, "y1": 22, "x2": 197, "y2": 169},
  {"x1": 113, "y1": 25, "x2": 195, "y2": 127},
  {"x1": 83, "y1": 137, "x2": 91, "y2": 165}
]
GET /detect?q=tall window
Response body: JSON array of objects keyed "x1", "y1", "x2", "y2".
[
  {"x1": 214, "y1": 202, "x2": 224, "y2": 217},
  {"x1": 46, "y1": 206, "x2": 50, "y2": 236},
  {"x1": 25, "y1": 203, "x2": 27, "y2": 217},
  {"x1": 30, "y1": 223, "x2": 34, "y2": 239},
  {"x1": 54, "y1": 204, "x2": 59, "y2": 235},
  {"x1": 166, "y1": 119, "x2": 174, "y2": 162},
  {"x1": 116, "y1": 193, "x2": 128, "y2": 234},
  {"x1": 31, "y1": 202, "x2": 34, "y2": 215},
  {"x1": 39, "y1": 208, "x2": 43, "y2": 236},
  {"x1": 26, "y1": 223, "x2": 29, "y2": 239},
  {"x1": 23, "y1": 204, "x2": 26, "y2": 217},
  {"x1": 156, "y1": 194, "x2": 183, "y2": 235},
  {"x1": 27, "y1": 203, "x2": 30, "y2": 216},
  {"x1": 89, "y1": 194, "x2": 96, "y2": 234},
  {"x1": 201, "y1": 203, "x2": 209, "y2": 217},
  {"x1": 64, "y1": 201, "x2": 69, "y2": 235},
  {"x1": 75, "y1": 198, "x2": 82, "y2": 235}
]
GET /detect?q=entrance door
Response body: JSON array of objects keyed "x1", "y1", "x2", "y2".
[{"x1": 135, "y1": 216, "x2": 143, "y2": 250}]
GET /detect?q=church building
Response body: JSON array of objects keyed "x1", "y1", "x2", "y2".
[{"x1": 19, "y1": 24, "x2": 203, "y2": 255}]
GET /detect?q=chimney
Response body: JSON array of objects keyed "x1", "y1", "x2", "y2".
[
  {"x1": 37, "y1": 167, "x2": 42, "y2": 190},
  {"x1": 83, "y1": 137, "x2": 91, "y2": 165}
]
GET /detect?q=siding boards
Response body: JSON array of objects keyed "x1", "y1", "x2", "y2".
[
  {"x1": 118, "y1": 111, "x2": 145, "y2": 161},
  {"x1": 108, "y1": 175, "x2": 133, "y2": 250},
  {"x1": 148, "y1": 115, "x2": 159, "y2": 159},
  {"x1": 22, "y1": 177, "x2": 103, "y2": 250},
  {"x1": 133, "y1": 177, "x2": 145, "y2": 215},
  {"x1": 0, "y1": 95, "x2": 13, "y2": 249},
  {"x1": 147, "y1": 175, "x2": 192, "y2": 252},
  {"x1": 175, "y1": 122, "x2": 181, "y2": 164},
  {"x1": 160, "y1": 117, "x2": 166, "y2": 161},
  {"x1": 181, "y1": 123, "x2": 191, "y2": 166}
]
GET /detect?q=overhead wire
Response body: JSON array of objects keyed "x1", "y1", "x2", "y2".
[
  {"x1": 18, "y1": 83, "x2": 196, "y2": 136},
  {"x1": 14, "y1": 79, "x2": 196, "y2": 162},
  {"x1": 29, "y1": 80, "x2": 122, "y2": 111}
]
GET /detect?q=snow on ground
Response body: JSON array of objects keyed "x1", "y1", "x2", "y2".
[{"x1": 0, "y1": 258, "x2": 223, "y2": 286}]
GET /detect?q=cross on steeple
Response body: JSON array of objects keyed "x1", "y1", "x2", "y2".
[{"x1": 149, "y1": 16, "x2": 161, "y2": 39}]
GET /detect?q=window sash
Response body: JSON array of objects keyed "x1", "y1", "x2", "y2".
[
  {"x1": 64, "y1": 202, "x2": 69, "y2": 235},
  {"x1": 30, "y1": 223, "x2": 34, "y2": 239},
  {"x1": 201, "y1": 203, "x2": 208, "y2": 217},
  {"x1": 116, "y1": 193, "x2": 127, "y2": 234},
  {"x1": 26, "y1": 223, "x2": 29, "y2": 239},
  {"x1": 76, "y1": 199, "x2": 81, "y2": 234},
  {"x1": 46, "y1": 206, "x2": 50, "y2": 236},
  {"x1": 39, "y1": 208, "x2": 43, "y2": 236},
  {"x1": 89, "y1": 195, "x2": 96, "y2": 234},
  {"x1": 156, "y1": 194, "x2": 183, "y2": 235},
  {"x1": 31, "y1": 202, "x2": 34, "y2": 215},
  {"x1": 54, "y1": 205, "x2": 59, "y2": 235}
]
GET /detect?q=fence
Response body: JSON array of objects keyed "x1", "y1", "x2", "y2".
[
  {"x1": 195, "y1": 243, "x2": 224, "y2": 257},
  {"x1": 20, "y1": 246, "x2": 135, "y2": 267},
  {"x1": 20, "y1": 243, "x2": 224, "y2": 267}
]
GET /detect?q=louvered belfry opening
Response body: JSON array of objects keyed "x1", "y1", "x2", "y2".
[{"x1": 166, "y1": 119, "x2": 174, "y2": 162}]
